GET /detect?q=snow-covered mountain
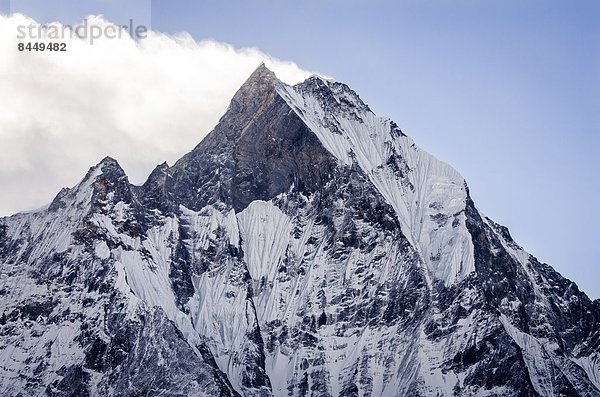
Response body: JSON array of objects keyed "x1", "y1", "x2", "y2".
[{"x1": 0, "y1": 64, "x2": 598, "y2": 397}]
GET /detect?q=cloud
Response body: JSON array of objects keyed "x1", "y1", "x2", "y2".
[{"x1": 0, "y1": 13, "x2": 315, "y2": 216}]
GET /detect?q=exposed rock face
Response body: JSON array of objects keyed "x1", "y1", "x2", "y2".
[
  {"x1": 0, "y1": 64, "x2": 598, "y2": 397},
  {"x1": 165, "y1": 65, "x2": 338, "y2": 212}
]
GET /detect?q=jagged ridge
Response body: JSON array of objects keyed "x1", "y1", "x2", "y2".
[{"x1": 0, "y1": 64, "x2": 598, "y2": 397}]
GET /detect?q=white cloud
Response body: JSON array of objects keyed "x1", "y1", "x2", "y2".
[{"x1": 0, "y1": 13, "x2": 315, "y2": 215}]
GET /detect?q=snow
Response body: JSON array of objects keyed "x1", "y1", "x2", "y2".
[
  {"x1": 181, "y1": 204, "x2": 256, "y2": 394},
  {"x1": 112, "y1": 217, "x2": 201, "y2": 347},
  {"x1": 499, "y1": 314, "x2": 556, "y2": 397},
  {"x1": 233, "y1": 196, "x2": 436, "y2": 395},
  {"x1": 0, "y1": 70, "x2": 598, "y2": 397},
  {"x1": 238, "y1": 201, "x2": 291, "y2": 283},
  {"x1": 277, "y1": 80, "x2": 475, "y2": 287},
  {"x1": 94, "y1": 241, "x2": 110, "y2": 259},
  {"x1": 573, "y1": 353, "x2": 600, "y2": 391}
]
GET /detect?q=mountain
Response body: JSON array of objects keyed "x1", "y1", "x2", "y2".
[{"x1": 0, "y1": 64, "x2": 598, "y2": 397}]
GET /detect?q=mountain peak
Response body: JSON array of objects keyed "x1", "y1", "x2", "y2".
[
  {"x1": 93, "y1": 156, "x2": 124, "y2": 175},
  {"x1": 46, "y1": 157, "x2": 129, "y2": 213},
  {"x1": 248, "y1": 62, "x2": 278, "y2": 82},
  {"x1": 99, "y1": 155, "x2": 119, "y2": 165},
  {"x1": 166, "y1": 63, "x2": 339, "y2": 212},
  {"x1": 74, "y1": 156, "x2": 125, "y2": 187},
  {"x1": 4, "y1": 65, "x2": 598, "y2": 397},
  {"x1": 229, "y1": 63, "x2": 280, "y2": 110},
  {"x1": 250, "y1": 62, "x2": 277, "y2": 80}
]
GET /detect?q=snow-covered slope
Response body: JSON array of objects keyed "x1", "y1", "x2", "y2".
[
  {"x1": 277, "y1": 77, "x2": 474, "y2": 287},
  {"x1": 0, "y1": 64, "x2": 598, "y2": 397}
]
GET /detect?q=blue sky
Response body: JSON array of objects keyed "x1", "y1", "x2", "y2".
[{"x1": 5, "y1": 0, "x2": 599, "y2": 298}]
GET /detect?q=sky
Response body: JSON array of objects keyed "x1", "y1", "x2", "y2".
[{"x1": 1, "y1": 0, "x2": 598, "y2": 298}]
